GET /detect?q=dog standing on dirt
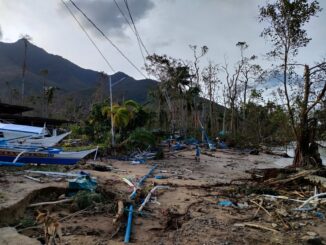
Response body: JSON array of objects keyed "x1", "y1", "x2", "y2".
[{"x1": 35, "y1": 210, "x2": 62, "y2": 245}]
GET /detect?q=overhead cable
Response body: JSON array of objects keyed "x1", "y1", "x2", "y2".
[
  {"x1": 69, "y1": 0, "x2": 147, "y2": 78},
  {"x1": 113, "y1": 0, "x2": 148, "y2": 64},
  {"x1": 61, "y1": 0, "x2": 115, "y2": 72},
  {"x1": 124, "y1": 0, "x2": 150, "y2": 56}
]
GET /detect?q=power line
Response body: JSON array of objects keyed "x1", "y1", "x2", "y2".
[
  {"x1": 123, "y1": 0, "x2": 150, "y2": 57},
  {"x1": 113, "y1": 0, "x2": 134, "y2": 35},
  {"x1": 61, "y1": 0, "x2": 115, "y2": 72},
  {"x1": 113, "y1": 0, "x2": 147, "y2": 64},
  {"x1": 68, "y1": 0, "x2": 147, "y2": 78}
]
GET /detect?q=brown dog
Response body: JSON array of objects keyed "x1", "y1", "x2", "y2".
[{"x1": 35, "y1": 210, "x2": 62, "y2": 245}]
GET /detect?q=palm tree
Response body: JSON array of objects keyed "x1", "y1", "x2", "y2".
[
  {"x1": 102, "y1": 104, "x2": 131, "y2": 144},
  {"x1": 20, "y1": 34, "x2": 32, "y2": 104},
  {"x1": 39, "y1": 69, "x2": 48, "y2": 117},
  {"x1": 44, "y1": 86, "x2": 59, "y2": 117}
]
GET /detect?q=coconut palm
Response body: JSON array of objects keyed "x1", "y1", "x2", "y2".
[{"x1": 102, "y1": 104, "x2": 130, "y2": 131}]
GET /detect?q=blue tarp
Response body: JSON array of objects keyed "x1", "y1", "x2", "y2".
[{"x1": 68, "y1": 174, "x2": 97, "y2": 192}]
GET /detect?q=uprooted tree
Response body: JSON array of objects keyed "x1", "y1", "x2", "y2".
[{"x1": 259, "y1": 0, "x2": 325, "y2": 168}]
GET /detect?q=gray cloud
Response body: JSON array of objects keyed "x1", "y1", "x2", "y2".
[
  {"x1": 61, "y1": 0, "x2": 154, "y2": 37},
  {"x1": 0, "y1": 25, "x2": 2, "y2": 40}
]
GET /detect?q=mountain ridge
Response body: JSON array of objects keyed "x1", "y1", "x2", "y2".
[{"x1": 0, "y1": 39, "x2": 157, "y2": 104}]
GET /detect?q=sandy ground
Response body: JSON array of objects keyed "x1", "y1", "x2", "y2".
[{"x1": 0, "y1": 148, "x2": 325, "y2": 245}]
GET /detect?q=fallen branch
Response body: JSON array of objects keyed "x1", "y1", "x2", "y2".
[
  {"x1": 28, "y1": 199, "x2": 73, "y2": 207},
  {"x1": 304, "y1": 175, "x2": 326, "y2": 189},
  {"x1": 138, "y1": 186, "x2": 170, "y2": 212},
  {"x1": 58, "y1": 207, "x2": 91, "y2": 222},
  {"x1": 263, "y1": 194, "x2": 305, "y2": 203},
  {"x1": 153, "y1": 181, "x2": 232, "y2": 189},
  {"x1": 264, "y1": 170, "x2": 317, "y2": 185},
  {"x1": 298, "y1": 192, "x2": 326, "y2": 209},
  {"x1": 250, "y1": 199, "x2": 271, "y2": 217},
  {"x1": 254, "y1": 199, "x2": 262, "y2": 217},
  {"x1": 24, "y1": 175, "x2": 43, "y2": 183},
  {"x1": 113, "y1": 200, "x2": 124, "y2": 226},
  {"x1": 234, "y1": 222, "x2": 279, "y2": 233},
  {"x1": 275, "y1": 211, "x2": 291, "y2": 230}
]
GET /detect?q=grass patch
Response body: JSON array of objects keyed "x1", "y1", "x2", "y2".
[
  {"x1": 0, "y1": 192, "x2": 7, "y2": 203},
  {"x1": 28, "y1": 164, "x2": 66, "y2": 172},
  {"x1": 62, "y1": 145, "x2": 98, "y2": 152},
  {"x1": 19, "y1": 217, "x2": 36, "y2": 228}
]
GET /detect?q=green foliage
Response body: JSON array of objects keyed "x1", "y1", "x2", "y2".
[
  {"x1": 229, "y1": 101, "x2": 293, "y2": 147},
  {"x1": 259, "y1": 0, "x2": 321, "y2": 57},
  {"x1": 19, "y1": 217, "x2": 36, "y2": 228},
  {"x1": 70, "y1": 100, "x2": 152, "y2": 146},
  {"x1": 126, "y1": 128, "x2": 156, "y2": 150},
  {"x1": 145, "y1": 54, "x2": 202, "y2": 134},
  {"x1": 73, "y1": 191, "x2": 104, "y2": 210}
]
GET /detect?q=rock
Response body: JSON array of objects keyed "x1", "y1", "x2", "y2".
[
  {"x1": 237, "y1": 202, "x2": 249, "y2": 209},
  {"x1": 58, "y1": 194, "x2": 66, "y2": 199},
  {"x1": 0, "y1": 227, "x2": 40, "y2": 245},
  {"x1": 302, "y1": 236, "x2": 312, "y2": 241},
  {"x1": 276, "y1": 208, "x2": 288, "y2": 217},
  {"x1": 306, "y1": 232, "x2": 318, "y2": 237}
]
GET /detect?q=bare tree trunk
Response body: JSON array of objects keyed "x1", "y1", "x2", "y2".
[{"x1": 293, "y1": 65, "x2": 322, "y2": 168}]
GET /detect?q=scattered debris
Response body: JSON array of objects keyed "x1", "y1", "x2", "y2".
[
  {"x1": 218, "y1": 200, "x2": 235, "y2": 207},
  {"x1": 0, "y1": 148, "x2": 325, "y2": 244}
]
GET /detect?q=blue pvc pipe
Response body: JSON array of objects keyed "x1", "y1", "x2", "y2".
[
  {"x1": 124, "y1": 164, "x2": 158, "y2": 243},
  {"x1": 137, "y1": 164, "x2": 158, "y2": 187},
  {"x1": 124, "y1": 204, "x2": 133, "y2": 243}
]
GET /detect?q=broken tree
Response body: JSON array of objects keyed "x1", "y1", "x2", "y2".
[{"x1": 259, "y1": 0, "x2": 325, "y2": 168}]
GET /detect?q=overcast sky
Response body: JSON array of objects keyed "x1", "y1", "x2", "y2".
[{"x1": 0, "y1": 0, "x2": 325, "y2": 80}]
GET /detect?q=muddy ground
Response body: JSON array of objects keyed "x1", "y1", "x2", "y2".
[{"x1": 0, "y1": 149, "x2": 325, "y2": 245}]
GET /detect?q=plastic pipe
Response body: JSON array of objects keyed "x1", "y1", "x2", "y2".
[
  {"x1": 137, "y1": 164, "x2": 158, "y2": 188},
  {"x1": 138, "y1": 186, "x2": 169, "y2": 212},
  {"x1": 130, "y1": 164, "x2": 158, "y2": 199},
  {"x1": 298, "y1": 192, "x2": 326, "y2": 209},
  {"x1": 124, "y1": 164, "x2": 158, "y2": 243},
  {"x1": 124, "y1": 204, "x2": 133, "y2": 243}
]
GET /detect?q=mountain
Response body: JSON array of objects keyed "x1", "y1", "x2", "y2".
[{"x1": 0, "y1": 39, "x2": 157, "y2": 105}]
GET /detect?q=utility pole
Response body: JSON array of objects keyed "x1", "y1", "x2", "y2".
[
  {"x1": 109, "y1": 75, "x2": 127, "y2": 147},
  {"x1": 109, "y1": 75, "x2": 115, "y2": 146}
]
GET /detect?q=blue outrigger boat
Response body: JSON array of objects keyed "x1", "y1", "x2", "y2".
[
  {"x1": 0, "y1": 147, "x2": 97, "y2": 165},
  {"x1": 0, "y1": 148, "x2": 97, "y2": 165},
  {"x1": 0, "y1": 121, "x2": 98, "y2": 165}
]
